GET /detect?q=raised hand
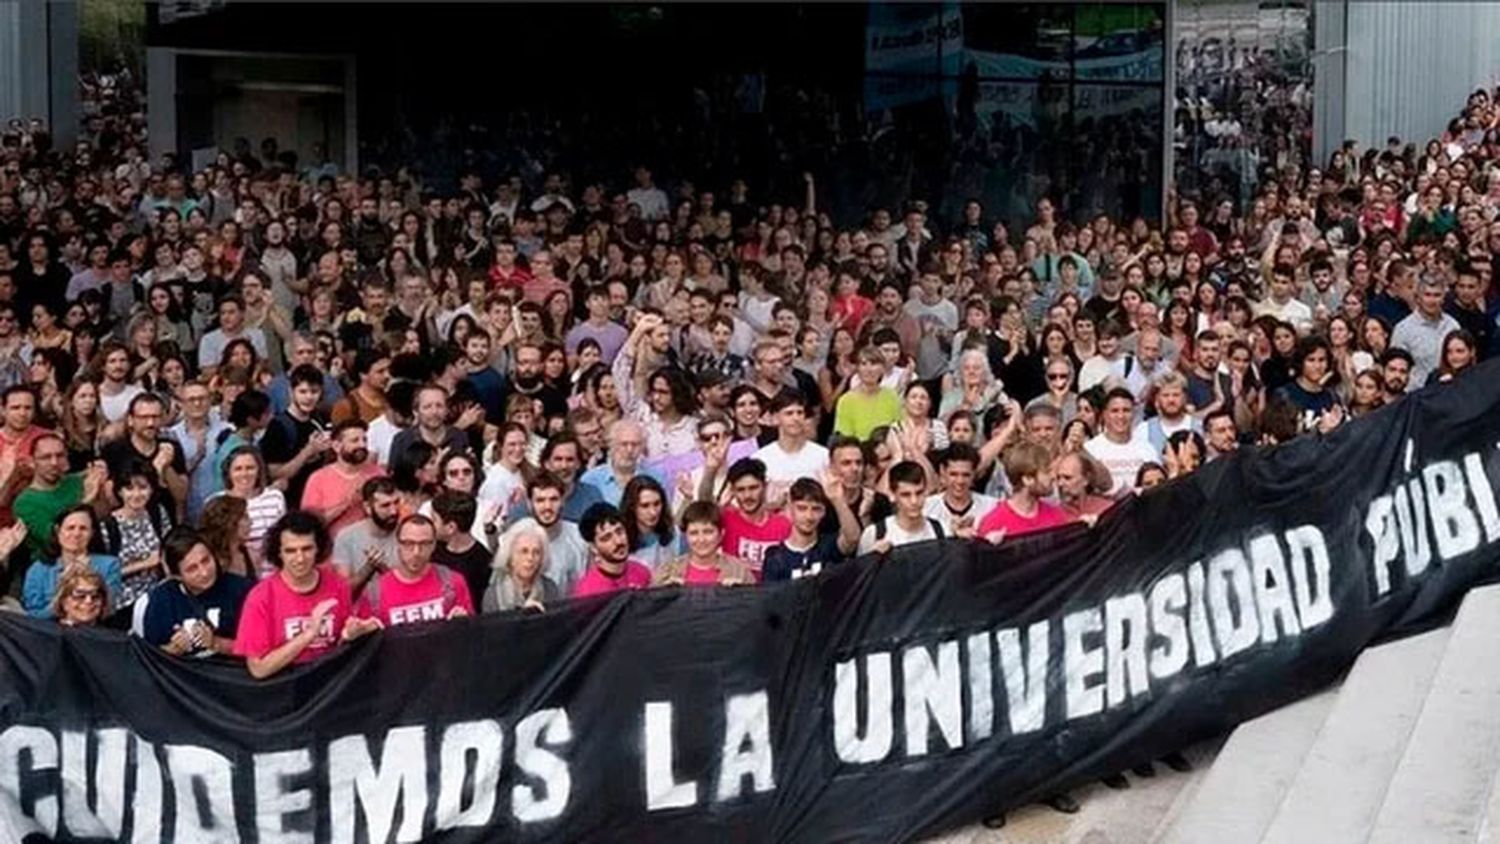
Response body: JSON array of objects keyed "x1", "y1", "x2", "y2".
[{"x1": 341, "y1": 616, "x2": 383, "y2": 642}]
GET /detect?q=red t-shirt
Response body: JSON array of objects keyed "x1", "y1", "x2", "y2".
[
  {"x1": 572, "y1": 560, "x2": 653, "y2": 598},
  {"x1": 489, "y1": 264, "x2": 533, "y2": 292},
  {"x1": 977, "y1": 498, "x2": 1074, "y2": 539},
  {"x1": 684, "y1": 562, "x2": 724, "y2": 586},
  {"x1": 355, "y1": 565, "x2": 474, "y2": 626},
  {"x1": 720, "y1": 507, "x2": 791, "y2": 576},
  {"x1": 832, "y1": 294, "x2": 874, "y2": 336},
  {"x1": 234, "y1": 565, "x2": 353, "y2": 664},
  {"x1": 301, "y1": 463, "x2": 384, "y2": 538}
]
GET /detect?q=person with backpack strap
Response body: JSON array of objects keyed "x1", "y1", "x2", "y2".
[
  {"x1": 857, "y1": 460, "x2": 946, "y2": 555},
  {"x1": 353, "y1": 513, "x2": 474, "y2": 627}
]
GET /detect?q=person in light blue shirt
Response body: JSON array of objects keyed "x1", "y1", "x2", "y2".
[
  {"x1": 578, "y1": 419, "x2": 668, "y2": 507},
  {"x1": 170, "y1": 380, "x2": 231, "y2": 522},
  {"x1": 23, "y1": 505, "x2": 125, "y2": 619}
]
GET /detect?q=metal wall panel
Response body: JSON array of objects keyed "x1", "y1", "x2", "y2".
[
  {"x1": 0, "y1": 2, "x2": 21, "y2": 122},
  {"x1": 1342, "y1": 1, "x2": 1500, "y2": 151}
]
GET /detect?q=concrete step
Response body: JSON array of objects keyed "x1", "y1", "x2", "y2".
[
  {"x1": 1369, "y1": 585, "x2": 1500, "y2": 844},
  {"x1": 1155, "y1": 688, "x2": 1339, "y2": 844},
  {"x1": 1260, "y1": 626, "x2": 1453, "y2": 843},
  {"x1": 931, "y1": 738, "x2": 1223, "y2": 844}
]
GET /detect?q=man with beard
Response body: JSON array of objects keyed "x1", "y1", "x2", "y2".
[
  {"x1": 507, "y1": 340, "x2": 569, "y2": 420},
  {"x1": 330, "y1": 476, "x2": 403, "y2": 597},
  {"x1": 100, "y1": 393, "x2": 188, "y2": 517},
  {"x1": 388, "y1": 384, "x2": 470, "y2": 470},
  {"x1": 303, "y1": 420, "x2": 385, "y2": 539},
  {"x1": 500, "y1": 473, "x2": 590, "y2": 594},
  {"x1": 355, "y1": 515, "x2": 473, "y2": 627},
  {"x1": 572, "y1": 502, "x2": 653, "y2": 597},
  {"x1": 858, "y1": 280, "x2": 920, "y2": 360},
  {"x1": 1380, "y1": 348, "x2": 1415, "y2": 402},
  {"x1": 331, "y1": 346, "x2": 392, "y2": 425},
  {"x1": 460, "y1": 330, "x2": 505, "y2": 423},
  {"x1": 978, "y1": 441, "x2": 1072, "y2": 540},
  {"x1": 1054, "y1": 451, "x2": 1115, "y2": 522},
  {"x1": 353, "y1": 196, "x2": 391, "y2": 268},
  {"x1": 1204, "y1": 410, "x2": 1240, "y2": 461}
]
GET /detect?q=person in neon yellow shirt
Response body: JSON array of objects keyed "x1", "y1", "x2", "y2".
[{"x1": 833, "y1": 347, "x2": 902, "y2": 441}]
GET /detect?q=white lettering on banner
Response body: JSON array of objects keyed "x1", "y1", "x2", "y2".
[
  {"x1": 643, "y1": 693, "x2": 777, "y2": 811},
  {"x1": 1367, "y1": 447, "x2": 1500, "y2": 596},
  {"x1": 1063, "y1": 608, "x2": 1105, "y2": 719},
  {"x1": 165, "y1": 744, "x2": 239, "y2": 843},
  {"x1": 1147, "y1": 574, "x2": 1189, "y2": 680},
  {"x1": 832, "y1": 652, "x2": 894, "y2": 764},
  {"x1": 1207, "y1": 548, "x2": 1260, "y2": 659},
  {"x1": 62, "y1": 728, "x2": 126, "y2": 838},
  {"x1": 716, "y1": 693, "x2": 775, "y2": 801},
  {"x1": 996, "y1": 621, "x2": 1049, "y2": 735},
  {"x1": 435, "y1": 720, "x2": 503, "y2": 830},
  {"x1": 254, "y1": 749, "x2": 314, "y2": 844},
  {"x1": 965, "y1": 632, "x2": 995, "y2": 742},
  {"x1": 1247, "y1": 534, "x2": 1303, "y2": 644},
  {"x1": 512, "y1": 709, "x2": 572, "y2": 822},
  {"x1": 643, "y1": 702, "x2": 698, "y2": 811},
  {"x1": 328, "y1": 726, "x2": 427, "y2": 844},
  {"x1": 1, "y1": 455, "x2": 1497, "y2": 836},
  {"x1": 131, "y1": 736, "x2": 162, "y2": 844},
  {"x1": 1104, "y1": 594, "x2": 1150, "y2": 708},
  {"x1": 902, "y1": 641, "x2": 964, "y2": 757},
  {"x1": 0, "y1": 726, "x2": 58, "y2": 838},
  {"x1": 827, "y1": 526, "x2": 1340, "y2": 770}
]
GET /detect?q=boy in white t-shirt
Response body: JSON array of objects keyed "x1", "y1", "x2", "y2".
[
  {"x1": 1085, "y1": 387, "x2": 1159, "y2": 495},
  {"x1": 858, "y1": 460, "x2": 944, "y2": 554},
  {"x1": 754, "y1": 394, "x2": 829, "y2": 504}
]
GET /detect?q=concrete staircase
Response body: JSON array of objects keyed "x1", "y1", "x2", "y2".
[
  {"x1": 1160, "y1": 584, "x2": 1500, "y2": 844},
  {"x1": 932, "y1": 584, "x2": 1500, "y2": 844}
]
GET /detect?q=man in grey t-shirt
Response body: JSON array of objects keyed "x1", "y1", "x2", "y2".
[{"x1": 331, "y1": 485, "x2": 401, "y2": 598}]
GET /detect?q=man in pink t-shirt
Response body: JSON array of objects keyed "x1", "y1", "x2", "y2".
[
  {"x1": 718, "y1": 458, "x2": 790, "y2": 577},
  {"x1": 573, "y1": 503, "x2": 653, "y2": 597},
  {"x1": 978, "y1": 441, "x2": 1074, "y2": 541},
  {"x1": 356, "y1": 515, "x2": 474, "y2": 626},
  {"x1": 235, "y1": 512, "x2": 382, "y2": 678},
  {"x1": 301, "y1": 420, "x2": 384, "y2": 538}
]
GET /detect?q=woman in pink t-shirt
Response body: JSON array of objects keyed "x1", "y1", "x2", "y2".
[{"x1": 235, "y1": 512, "x2": 381, "y2": 678}]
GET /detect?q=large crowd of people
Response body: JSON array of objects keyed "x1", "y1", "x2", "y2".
[{"x1": 0, "y1": 66, "x2": 1495, "y2": 729}]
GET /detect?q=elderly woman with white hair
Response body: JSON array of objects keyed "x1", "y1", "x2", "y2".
[
  {"x1": 483, "y1": 522, "x2": 561, "y2": 614},
  {"x1": 938, "y1": 347, "x2": 1009, "y2": 419}
]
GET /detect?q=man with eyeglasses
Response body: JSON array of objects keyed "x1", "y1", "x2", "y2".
[
  {"x1": 100, "y1": 393, "x2": 187, "y2": 518},
  {"x1": 354, "y1": 515, "x2": 472, "y2": 627},
  {"x1": 579, "y1": 419, "x2": 667, "y2": 508},
  {"x1": 169, "y1": 379, "x2": 230, "y2": 523}
]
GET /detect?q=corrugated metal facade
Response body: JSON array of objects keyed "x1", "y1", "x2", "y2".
[
  {"x1": 0, "y1": 2, "x2": 21, "y2": 123},
  {"x1": 1339, "y1": 1, "x2": 1500, "y2": 150}
]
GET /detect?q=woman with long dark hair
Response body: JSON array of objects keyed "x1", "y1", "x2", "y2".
[{"x1": 622, "y1": 475, "x2": 678, "y2": 570}]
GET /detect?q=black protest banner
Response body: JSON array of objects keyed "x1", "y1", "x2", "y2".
[{"x1": 2, "y1": 363, "x2": 1500, "y2": 843}]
